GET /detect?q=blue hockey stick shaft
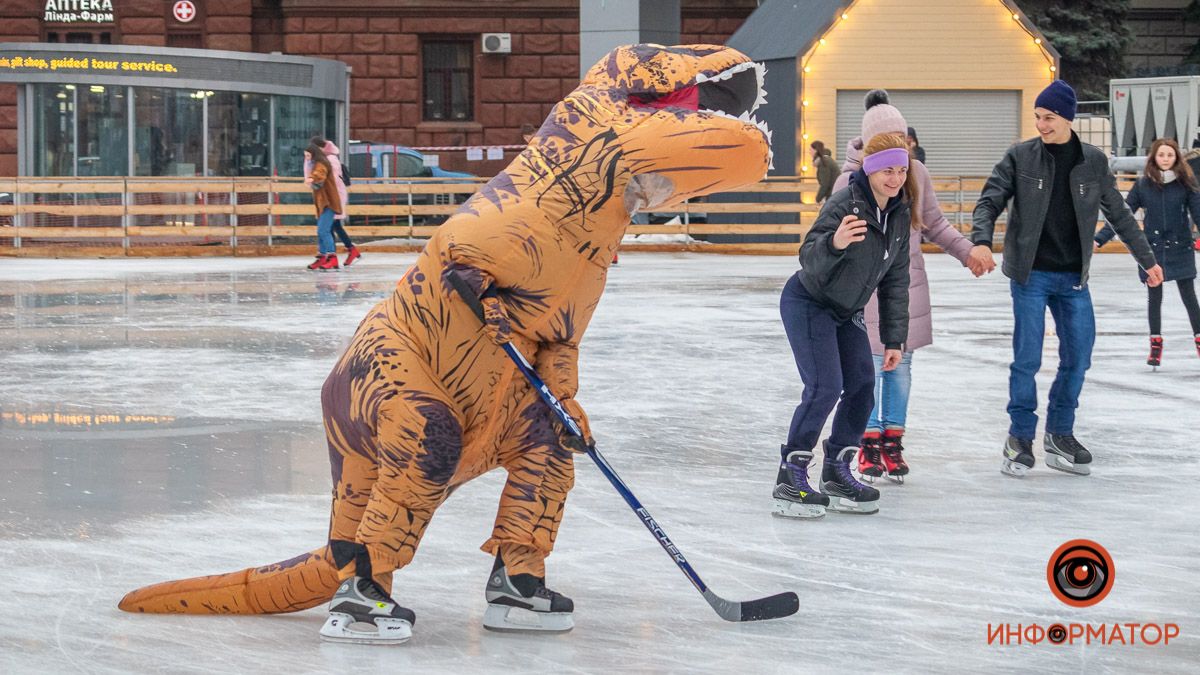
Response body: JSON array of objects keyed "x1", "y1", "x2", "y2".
[{"x1": 445, "y1": 271, "x2": 798, "y2": 622}]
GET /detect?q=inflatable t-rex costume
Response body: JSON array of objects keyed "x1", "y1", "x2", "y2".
[{"x1": 119, "y1": 43, "x2": 771, "y2": 640}]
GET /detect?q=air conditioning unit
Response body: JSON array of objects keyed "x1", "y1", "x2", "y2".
[{"x1": 482, "y1": 33, "x2": 511, "y2": 54}]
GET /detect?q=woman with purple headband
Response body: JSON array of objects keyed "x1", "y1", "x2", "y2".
[{"x1": 771, "y1": 133, "x2": 918, "y2": 518}]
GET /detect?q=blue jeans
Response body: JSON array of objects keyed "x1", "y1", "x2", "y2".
[
  {"x1": 1008, "y1": 270, "x2": 1095, "y2": 440},
  {"x1": 779, "y1": 274, "x2": 876, "y2": 459},
  {"x1": 866, "y1": 351, "x2": 913, "y2": 432},
  {"x1": 316, "y1": 208, "x2": 336, "y2": 254}
]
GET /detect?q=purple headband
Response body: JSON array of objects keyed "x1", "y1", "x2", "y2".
[{"x1": 863, "y1": 147, "x2": 910, "y2": 175}]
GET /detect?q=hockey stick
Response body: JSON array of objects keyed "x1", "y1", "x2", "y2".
[{"x1": 447, "y1": 273, "x2": 798, "y2": 622}]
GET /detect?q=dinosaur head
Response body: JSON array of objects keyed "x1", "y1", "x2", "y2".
[{"x1": 578, "y1": 43, "x2": 772, "y2": 213}]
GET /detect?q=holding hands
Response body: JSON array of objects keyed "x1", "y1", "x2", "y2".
[
  {"x1": 832, "y1": 215, "x2": 869, "y2": 250},
  {"x1": 1145, "y1": 264, "x2": 1164, "y2": 287},
  {"x1": 966, "y1": 244, "x2": 996, "y2": 277}
]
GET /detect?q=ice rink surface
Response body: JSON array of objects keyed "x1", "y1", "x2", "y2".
[{"x1": 1, "y1": 251, "x2": 1197, "y2": 673}]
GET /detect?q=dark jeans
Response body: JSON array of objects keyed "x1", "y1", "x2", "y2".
[
  {"x1": 779, "y1": 274, "x2": 876, "y2": 460},
  {"x1": 1008, "y1": 270, "x2": 1095, "y2": 440},
  {"x1": 1148, "y1": 279, "x2": 1200, "y2": 335},
  {"x1": 331, "y1": 219, "x2": 355, "y2": 249}
]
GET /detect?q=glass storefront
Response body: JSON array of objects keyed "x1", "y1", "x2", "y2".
[
  {"x1": 26, "y1": 83, "x2": 341, "y2": 178},
  {"x1": 31, "y1": 84, "x2": 72, "y2": 176},
  {"x1": 207, "y1": 92, "x2": 271, "y2": 177},
  {"x1": 76, "y1": 85, "x2": 128, "y2": 176}
]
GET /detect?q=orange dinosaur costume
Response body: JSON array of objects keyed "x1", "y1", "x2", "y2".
[{"x1": 119, "y1": 43, "x2": 772, "y2": 638}]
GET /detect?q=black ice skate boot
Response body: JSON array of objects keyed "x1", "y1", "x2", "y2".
[
  {"x1": 1001, "y1": 435, "x2": 1035, "y2": 478},
  {"x1": 483, "y1": 554, "x2": 574, "y2": 633},
  {"x1": 772, "y1": 447, "x2": 830, "y2": 518},
  {"x1": 321, "y1": 542, "x2": 416, "y2": 645},
  {"x1": 1044, "y1": 433, "x2": 1092, "y2": 476},
  {"x1": 820, "y1": 442, "x2": 880, "y2": 514},
  {"x1": 320, "y1": 576, "x2": 417, "y2": 645}
]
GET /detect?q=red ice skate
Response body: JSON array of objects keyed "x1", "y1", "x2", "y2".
[
  {"x1": 343, "y1": 246, "x2": 362, "y2": 267},
  {"x1": 881, "y1": 430, "x2": 909, "y2": 483},
  {"x1": 1148, "y1": 335, "x2": 1163, "y2": 368},
  {"x1": 856, "y1": 431, "x2": 884, "y2": 482}
]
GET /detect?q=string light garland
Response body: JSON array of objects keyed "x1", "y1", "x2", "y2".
[{"x1": 797, "y1": 0, "x2": 1059, "y2": 176}]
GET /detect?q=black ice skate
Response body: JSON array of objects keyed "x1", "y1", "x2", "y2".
[
  {"x1": 771, "y1": 447, "x2": 830, "y2": 519},
  {"x1": 820, "y1": 442, "x2": 879, "y2": 514},
  {"x1": 1001, "y1": 435, "x2": 1035, "y2": 478},
  {"x1": 1044, "y1": 433, "x2": 1092, "y2": 476},
  {"x1": 320, "y1": 576, "x2": 416, "y2": 645},
  {"x1": 483, "y1": 556, "x2": 574, "y2": 633}
]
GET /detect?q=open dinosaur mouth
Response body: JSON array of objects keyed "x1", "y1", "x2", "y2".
[
  {"x1": 697, "y1": 61, "x2": 766, "y2": 119},
  {"x1": 629, "y1": 59, "x2": 773, "y2": 167}
]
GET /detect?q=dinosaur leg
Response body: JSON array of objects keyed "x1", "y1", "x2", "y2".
[
  {"x1": 483, "y1": 398, "x2": 576, "y2": 578},
  {"x1": 334, "y1": 391, "x2": 463, "y2": 579}
]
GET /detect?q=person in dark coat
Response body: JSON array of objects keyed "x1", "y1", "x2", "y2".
[
  {"x1": 906, "y1": 126, "x2": 926, "y2": 164},
  {"x1": 772, "y1": 133, "x2": 915, "y2": 519},
  {"x1": 1096, "y1": 138, "x2": 1200, "y2": 365},
  {"x1": 973, "y1": 79, "x2": 1162, "y2": 478},
  {"x1": 810, "y1": 140, "x2": 838, "y2": 203}
]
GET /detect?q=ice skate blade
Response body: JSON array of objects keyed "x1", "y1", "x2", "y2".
[
  {"x1": 886, "y1": 473, "x2": 906, "y2": 485},
  {"x1": 482, "y1": 604, "x2": 574, "y2": 633},
  {"x1": 1000, "y1": 459, "x2": 1030, "y2": 478},
  {"x1": 771, "y1": 499, "x2": 826, "y2": 519},
  {"x1": 825, "y1": 496, "x2": 878, "y2": 514},
  {"x1": 1045, "y1": 453, "x2": 1091, "y2": 476},
  {"x1": 319, "y1": 613, "x2": 412, "y2": 645}
]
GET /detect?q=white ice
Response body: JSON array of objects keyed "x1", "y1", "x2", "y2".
[{"x1": 1, "y1": 252, "x2": 1197, "y2": 672}]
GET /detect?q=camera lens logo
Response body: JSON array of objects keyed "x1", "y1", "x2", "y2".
[{"x1": 1047, "y1": 539, "x2": 1114, "y2": 607}]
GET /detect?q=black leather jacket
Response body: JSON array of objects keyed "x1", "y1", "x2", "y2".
[
  {"x1": 798, "y1": 172, "x2": 911, "y2": 348},
  {"x1": 972, "y1": 134, "x2": 1156, "y2": 286}
]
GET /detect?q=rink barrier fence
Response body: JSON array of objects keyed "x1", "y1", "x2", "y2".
[{"x1": 0, "y1": 175, "x2": 1140, "y2": 257}]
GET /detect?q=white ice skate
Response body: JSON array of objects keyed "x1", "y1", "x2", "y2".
[
  {"x1": 482, "y1": 564, "x2": 574, "y2": 633},
  {"x1": 319, "y1": 576, "x2": 415, "y2": 645}
]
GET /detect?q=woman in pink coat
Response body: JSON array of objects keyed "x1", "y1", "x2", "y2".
[
  {"x1": 307, "y1": 136, "x2": 362, "y2": 268},
  {"x1": 831, "y1": 90, "x2": 995, "y2": 481}
]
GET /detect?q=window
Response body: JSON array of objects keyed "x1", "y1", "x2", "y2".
[
  {"x1": 44, "y1": 31, "x2": 112, "y2": 44},
  {"x1": 134, "y1": 88, "x2": 203, "y2": 176},
  {"x1": 166, "y1": 33, "x2": 203, "y2": 49},
  {"x1": 422, "y1": 41, "x2": 473, "y2": 121}
]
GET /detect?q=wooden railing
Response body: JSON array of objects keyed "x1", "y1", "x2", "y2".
[{"x1": 0, "y1": 174, "x2": 1140, "y2": 257}]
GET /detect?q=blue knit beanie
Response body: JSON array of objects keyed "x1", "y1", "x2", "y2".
[{"x1": 1035, "y1": 80, "x2": 1076, "y2": 121}]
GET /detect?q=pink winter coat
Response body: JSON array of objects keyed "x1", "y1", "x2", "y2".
[
  {"x1": 833, "y1": 137, "x2": 974, "y2": 354},
  {"x1": 305, "y1": 141, "x2": 350, "y2": 221}
]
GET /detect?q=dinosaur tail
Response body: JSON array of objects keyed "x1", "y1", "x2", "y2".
[{"x1": 118, "y1": 546, "x2": 343, "y2": 615}]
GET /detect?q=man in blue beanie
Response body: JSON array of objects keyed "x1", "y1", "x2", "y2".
[{"x1": 972, "y1": 79, "x2": 1163, "y2": 478}]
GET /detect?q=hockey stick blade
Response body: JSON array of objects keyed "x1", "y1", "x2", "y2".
[{"x1": 704, "y1": 589, "x2": 800, "y2": 622}]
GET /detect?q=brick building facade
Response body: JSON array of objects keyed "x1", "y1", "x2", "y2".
[{"x1": 0, "y1": 0, "x2": 756, "y2": 175}]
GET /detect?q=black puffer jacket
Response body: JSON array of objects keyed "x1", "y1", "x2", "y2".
[
  {"x1": 798, "y1": 170, "x2": 911, "y2": 349},
  {"x1": 972, "y1": 133, "x2": 1156, "y2": 286}
]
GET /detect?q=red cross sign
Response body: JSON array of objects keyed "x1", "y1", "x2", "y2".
[{"x1": 173, "y1": 0, "x2": 196, "y2": 23}]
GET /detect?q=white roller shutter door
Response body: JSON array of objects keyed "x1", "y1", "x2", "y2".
[{"x1": 835, "y1": 90, "x2": 1022, "y2": 176}]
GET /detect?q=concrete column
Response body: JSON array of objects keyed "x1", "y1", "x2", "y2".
[{"x1": 579, "y1": 0, "x2": 680, "y2": 77}]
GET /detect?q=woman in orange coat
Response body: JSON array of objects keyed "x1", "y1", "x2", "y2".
[{"x1": 304, "y1": 142, "x2": 343, "y2": 270}]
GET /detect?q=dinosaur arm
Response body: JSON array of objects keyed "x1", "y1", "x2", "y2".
[
  {"x1": 535, "y1": 340, "x2": 594, "y2": 448},
  {"x1": 534, "y1": 341, "x2": 580, "y2": 399}
]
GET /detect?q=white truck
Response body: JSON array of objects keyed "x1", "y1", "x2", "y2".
[{"x1": 1110, "y1": 75, "x2": 1200, "y2": 158}]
